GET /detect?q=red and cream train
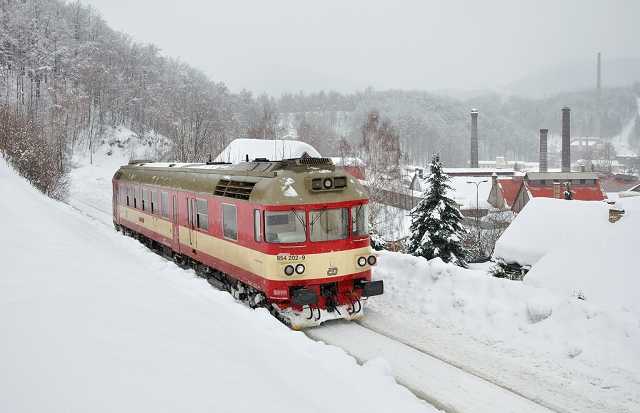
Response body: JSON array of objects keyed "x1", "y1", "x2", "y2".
[{"x1": 112, "y1": 156, "x2": 383, "y2": 328}]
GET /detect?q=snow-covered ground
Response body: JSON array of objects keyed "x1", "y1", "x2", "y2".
[
  {"x1": 368, "y1": 250, "x2": 639, "y2": 412},
  {"x1": 10, "y1": 133, "x2": 637, "y2": 413},
  {"x1": 0, "y1": 154, "x2": 434, "y2": 412}
]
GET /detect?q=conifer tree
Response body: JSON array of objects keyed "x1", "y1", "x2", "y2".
[{"x1": 407, "y1": 154, "x2": 467, "y2": 267}]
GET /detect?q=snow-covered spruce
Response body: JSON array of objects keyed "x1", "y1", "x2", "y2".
[{"x1": 407, "y1": 154, "x2": 467, "y2": 267}]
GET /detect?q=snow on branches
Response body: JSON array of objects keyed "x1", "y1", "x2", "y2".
[{"x1": 407, "y1": 154, "x2": 467, "y2": 267}]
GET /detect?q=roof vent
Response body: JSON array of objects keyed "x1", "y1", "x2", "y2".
[
  {"x1": 214, "y1": 179, "x2": 256, "y2": 200},
  {"x1": 295, "y1": 156, "x2": 333, "y2": 166}
]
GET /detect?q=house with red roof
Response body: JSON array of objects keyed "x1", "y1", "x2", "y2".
[
  {"x1": 488, "y1": 175, "x2": 524, "y2": 211},
  {"x1": 489, "y1": 172, "x2": 606, "y2": 213}
]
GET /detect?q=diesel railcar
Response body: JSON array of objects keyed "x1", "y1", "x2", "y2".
[{"x1": 112, "y1": 156, "x2": 383, "y2": 328}]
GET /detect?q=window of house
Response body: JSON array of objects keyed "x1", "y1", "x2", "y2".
[
  {"x1": 222, "y1": 204, "x2": 237, "y2": 240},
  {"x1": 265, "y1": 210, "x2": 306, "y2": 243},
  {"x1": 161, "y1": 192, "x2": 169, "y2": 218},
  {"x1": 254, "y1": 209, "x2": 262, "y2": 242},
  {"x1": 196, "y1": 199, "x2": 208, "y2": 230},
  {"x1": 310, "y1": 208, "x2": 348, "y2": 242},
  {"x1": 351, "y1": 204, "x2": 369, "y2": 237}
]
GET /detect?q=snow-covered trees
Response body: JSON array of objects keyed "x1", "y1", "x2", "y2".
[
  {"x1": 0, "y1": 0, "x2": 262, "y2": 168},
  {"x1": 0, "y1": 106, "x2": 68, "y2": 199},
  {"x1": 359, "y1": 110, "x2": 404, "y2": 238},
  {"x1": 407, "y1": 154, "x2": 467, "y2": 267}
]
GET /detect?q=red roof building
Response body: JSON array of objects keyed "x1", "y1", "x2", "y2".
[
  {"x1": 489, "y1": 172, "x2": 606, "y2": 213},
  {"x1": 488, "y1": 175, "x2": 523, "y2": 210}
]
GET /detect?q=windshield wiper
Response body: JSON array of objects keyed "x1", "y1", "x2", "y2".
[
  {"x1": 310, "y1": 208, "x2": 326, "y2": 229},
  {"x1": 291, "y1": 209, "x2": 307, "y2": 235}
]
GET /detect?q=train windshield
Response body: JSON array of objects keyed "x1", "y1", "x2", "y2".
[
  {"x1": 265, "y1": 210, "x2": 307, "y2": 243},
  {"x1": 310, "y1": 208, "x2": 348, "y2": 242}
]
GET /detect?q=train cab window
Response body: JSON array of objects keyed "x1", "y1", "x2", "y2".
[
  {"x1": 351, "y1": 204, "x2": 369, "y2": 237},
  {"x1": 196, "y1": 199, "x2": 209, "y2": 230},
  {"x1": 150, "y1": 191, "x2": 157, "y2": 214},
  {"x1": 310, "y1": 208, "x2": 348, "y2": 242},
  {"x1": 253, "y1": 209, "x2": 262, "y2": 242},
  {"x1": 161, "y1": 192, "x2": 169, "y2": 218},
  {"x1": 222, "y1": 204, "x2": 237, "y2": 240},
  {"x1": 265, "y1": 210, "x2": 306, "y2": 243}
]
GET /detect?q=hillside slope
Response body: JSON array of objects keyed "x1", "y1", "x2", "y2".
[{"x1": 0, "y1": 157, "x2": 432, "y2": 413}]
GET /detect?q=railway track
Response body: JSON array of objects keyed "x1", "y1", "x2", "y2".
[
  {"x1": 71, "y1": 196, "x2": 562, "y2": 413},
  {"x1": 305, "y1": 321, "x2": 560, "y2": 413}
]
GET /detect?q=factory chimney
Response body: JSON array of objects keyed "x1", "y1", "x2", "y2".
[
  {"x1": 561, "y1": 107, "x2": 571, "y2": 172},
  {"x1": 539, "y1": 128, "x2": 548, "y2": 172},
  {"x1": 470, "y1": 109, "x2": 479, "y2": 168}
]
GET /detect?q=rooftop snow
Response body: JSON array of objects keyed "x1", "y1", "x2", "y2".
[{"x1": 493, "y1": 198, "x2": 611, "y2": 266}]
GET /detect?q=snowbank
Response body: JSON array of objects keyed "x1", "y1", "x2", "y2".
[
  {"x1": 215, "y1": 138, "x2": 321, "y2": 163},
  {"x1": 370, "y1": 250, "x2": 640, "y2": 410},
  {"x1": 0, "y1": 158, "x2": 431, "y2": 413}
]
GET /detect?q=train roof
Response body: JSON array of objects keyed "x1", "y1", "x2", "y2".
[{"x1": 113, "y1": 157, "x2": 368, "y2": 205}]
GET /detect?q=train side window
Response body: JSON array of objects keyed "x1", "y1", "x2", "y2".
[
  {"x1": 253, "y1": 209, "x2": 262, "y2": 242},
  {"x1": 126, "y1": 186, "x2": 130, "y2": 206},
  {"x1": 133, "y1": 187, "x2": 138, "y2": 209},
  {"x1": 151, "y1": 191, "x2": 158, "y2": 214},
  {"x1": 142, "y1": 189, "x2": 149, "y2": 211},
  {"x1": 222, "y1": 204, "x2": 237, "y2": 240},
  {"x1": 196, "y1": 199, "x2": 209, "y2": 230},
  {"x1": 161, "y1": 192, "x2": 169, "y2": 218}
]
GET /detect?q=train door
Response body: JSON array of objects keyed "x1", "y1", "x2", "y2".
[
  {"x1": 172, "y1": 194, "x2": 180, "y2": 252},
  {"x1": 112, "y1": 183, "x2": 118, "y2": 224}
]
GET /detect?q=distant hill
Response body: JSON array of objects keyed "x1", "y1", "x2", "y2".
[
  {"x1": 278, "y1": 86, "x2": 639, "y2": 167},
  {"x1": 506, "y1": 58, "x2": 640, "y2": 98}
]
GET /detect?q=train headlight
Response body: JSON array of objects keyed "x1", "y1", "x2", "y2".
[
  {"x1": 367, "y1": 255, "x2": 377, "y2": 266},
  {"x1": 323, "y1": 178, "x2": 333, "y2": 189},
  {"x1": 284, "y1": 265, "x2": 295, "y2": 276},
  {"x1": 357, "y1": 256, "x2": 367, "y2": 267},
  {"x1": 295, "y1": 264, "x2": 305, "y2": 274}
]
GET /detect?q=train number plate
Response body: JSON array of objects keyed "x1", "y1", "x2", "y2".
[{"x1": 277, "y1": 254, "x2": 306, "y2": 262}]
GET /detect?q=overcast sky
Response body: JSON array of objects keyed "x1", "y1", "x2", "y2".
[{"x1": 82, "y1": 0, "x2": 640, "y2": 96}]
